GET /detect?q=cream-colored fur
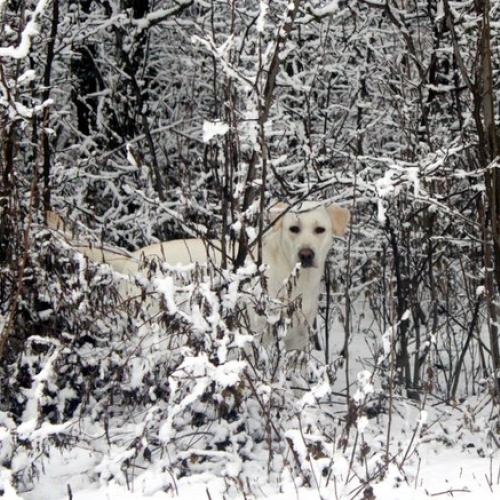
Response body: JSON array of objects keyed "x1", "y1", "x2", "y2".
[
  {"x1": 47, "y1": 202, "x2": 349, "y2": 351},
  {"x1": 261, "y1": 202, "x2": 349, "y2": 350}
]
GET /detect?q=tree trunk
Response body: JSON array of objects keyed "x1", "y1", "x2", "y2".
[{"x1": 478, "y1": 0, "x2": 500, "y2": 390}]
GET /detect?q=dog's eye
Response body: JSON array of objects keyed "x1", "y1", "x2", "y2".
[
  {"x1": 315, "y1": 227, "x2": 326, "y2": 234},
  {"x1": 289, "y1": 225, "x2": 300, "y2": 234}
]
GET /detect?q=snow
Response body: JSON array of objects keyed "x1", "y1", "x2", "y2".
[
  {"x1": 0, "y1": 0, "x2": 50, "y2": 59},
  {"x1": 309, "y1": 1, "x2": 341, "y2": 18},
  {"x1": 5, "y1": 315, "x2": 499, "y2": 500},
  {"x1": 9, "y1": 442, "x2": 498, "y2": 500},
  {"x1": 202, "y1": 120, "x2": 230, "y2": 143},
  {"x1": 256, "y1": 0, "x2": 269, "y2": 33}
]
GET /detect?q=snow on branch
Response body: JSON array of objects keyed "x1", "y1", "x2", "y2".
[
  {"x1": 133, "y1": 0, "x2": 195, "y2": 34},
  {"x1": 0, "y1": 0, "x2": 50, "y2": 59},
  {"x1": 0, "y1": 0, "x2": 53, "y2": 119}
]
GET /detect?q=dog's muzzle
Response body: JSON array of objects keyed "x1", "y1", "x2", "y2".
[{"x1": 298, "y1": 248, "x2": 315, "y2": 268}]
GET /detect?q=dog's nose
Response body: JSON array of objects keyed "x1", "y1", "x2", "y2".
[{"x1": 298, "y1": 248, "x2": 315, "y2": 268}]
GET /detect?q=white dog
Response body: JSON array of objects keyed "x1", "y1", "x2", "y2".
[{"x1": 47, "y1": 202, "x2": 349, "y2": 351}]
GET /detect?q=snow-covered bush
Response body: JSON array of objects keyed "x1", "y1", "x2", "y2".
[{"x1": 3, "y1": 0, "x2": 500, "y2": 498}]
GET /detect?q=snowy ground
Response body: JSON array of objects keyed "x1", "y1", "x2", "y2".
[
  {"x1": 6, "y1": 401, "x2": 499, "y2": 500},
  {"x1": 3, "y1": 308, "x2": 500, "y2": 500}
]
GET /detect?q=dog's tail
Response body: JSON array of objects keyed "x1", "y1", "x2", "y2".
[{"x1": 46, "y1": 211, "x2": 138, "y2": 275}]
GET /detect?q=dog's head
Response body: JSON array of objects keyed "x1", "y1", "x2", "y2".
[{"x1": 269, "y1": 201, "x2": 350, "y2": 268}]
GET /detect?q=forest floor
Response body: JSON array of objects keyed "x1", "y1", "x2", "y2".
[
  {"x1": 6, "y1": 311, "x2": 500, "y2": 500},
  {"x1": 13, "y1": 388, "x2": 499, "y2": 500}
]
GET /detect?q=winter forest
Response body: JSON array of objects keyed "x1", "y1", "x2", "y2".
[{"x1": 2, "y1": 0, "x2": 500, "y2": 498}]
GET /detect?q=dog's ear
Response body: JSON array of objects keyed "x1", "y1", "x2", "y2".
[
  {"x1": 328, "y1": 205, "x2": 350, "y2": 236},
  {"x1": 268, "y1": 202, "x2": 289, "y2": 229}
]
